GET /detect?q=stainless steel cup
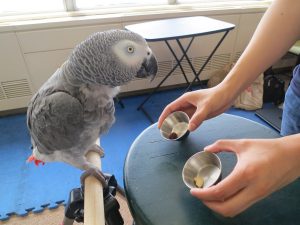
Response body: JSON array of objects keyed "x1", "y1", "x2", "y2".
[
  {"x1": 160, "y1": 111, "x2": 190, "y2": 141},
  {"x1": 182, "y1": 151, "x2": 222, "y2": 189}
]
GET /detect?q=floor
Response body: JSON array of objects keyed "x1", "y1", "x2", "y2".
[
  {"x1": 0, "y1": 193, "x2": 133, "y2": 225},
  {"x1": 0, "y1": 87, "x2": 277, "y2": 221}
]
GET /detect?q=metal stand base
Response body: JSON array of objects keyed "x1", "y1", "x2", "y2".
[{"x1": 62, "y1": 174, "x2": 124, "y2": 225}]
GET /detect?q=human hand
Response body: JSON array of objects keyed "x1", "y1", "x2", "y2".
[
  {"x1": 190, "y1": 137, "x2": 300, "y2": 217},
  {"x1": 158, "y1": 87, "x2": 233, "y2": 131}
]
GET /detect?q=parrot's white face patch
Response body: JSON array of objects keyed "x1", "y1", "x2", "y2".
[{"x1": 113, "y1": 40, "x2": 147, "y2": 68}]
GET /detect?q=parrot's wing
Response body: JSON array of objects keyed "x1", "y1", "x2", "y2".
[{"x1": 27, "y1": 91, "x2": 84, "y2": 153}]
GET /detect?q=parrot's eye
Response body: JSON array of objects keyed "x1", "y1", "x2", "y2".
[{"x1": 127, "y1": 46, "x2": 134, "y2": 53}]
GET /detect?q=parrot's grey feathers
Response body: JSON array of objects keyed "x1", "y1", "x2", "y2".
[
  {"x1": 63, "y1": 29, "x2": 157, "y2": 86},
  {"x1": 26, "y1": 29, "x2": 158, "y2": 170},
  {"x1": 28, "y1": 91, "x2": 84, "y2": 153}
]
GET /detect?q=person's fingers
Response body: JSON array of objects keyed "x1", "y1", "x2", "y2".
[
  {"x1": 188, "y1": 107, "x2": 208, "y2": 131},
  {"x1": 201, "y1": 185, "x2": 260, "y2": 217},
  {"x1": 191, "y1": 140, "x2": 247, "y2": 202},
  {"x1": 158, "y1": 105, "x2": 173, "y2": 128},
  {"x1": 190, "y1": 164, "x2": 246, "y2": 202},
  {"x1": 204, "y1": 139, "x2": 241, "y2": 154},
  {"x1": 157, "y1": 95, "x2": 192, "y2": 128}
]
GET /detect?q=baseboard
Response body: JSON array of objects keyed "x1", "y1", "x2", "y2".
[
  {"x1": 0, "y1": 107, "x2": 27, "y2": 117},
  {"x1": 119, "y1": 80, "x2": 208, "y2": 98}
]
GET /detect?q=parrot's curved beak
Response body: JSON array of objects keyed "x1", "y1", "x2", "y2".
[{"x1": 136, "y1": 54, "x2": 158, "y2": 81}]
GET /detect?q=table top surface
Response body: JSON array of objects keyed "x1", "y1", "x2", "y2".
[
  {"x1": 124, "y1": 114, "x2": 300, "y2": 225},
  {"x1": 125, "y1": 16, "x2": 235, "y2": 41}
]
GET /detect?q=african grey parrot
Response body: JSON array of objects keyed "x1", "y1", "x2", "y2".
[{"x1": 26, "y1": 29, "x2": 158, "y2": 183}]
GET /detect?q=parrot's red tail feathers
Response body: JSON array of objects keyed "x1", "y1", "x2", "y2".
[{"x1": 27, "y1": 155, "x2": 45, "y2": 166}]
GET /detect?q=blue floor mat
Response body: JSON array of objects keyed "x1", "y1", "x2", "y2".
[{"x1": 0, "y1": 88, "x2": 275, "y2": 220}]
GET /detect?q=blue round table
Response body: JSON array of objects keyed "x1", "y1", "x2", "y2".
[{"x1": 124, "y1": 114, "x2": 300, "y2": 225}]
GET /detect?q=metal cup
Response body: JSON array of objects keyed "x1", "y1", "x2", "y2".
[
  {"x1": 182, "y1": 151, "x2": 222, "y2": 189},
  {"x1": 160, "y1": 111, "x2": 190, "y2": 141}
]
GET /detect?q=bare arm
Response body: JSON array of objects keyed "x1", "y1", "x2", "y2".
[
  {"x1": 188, "y1": 1, "x2": 300, "y2": 216},
  {"x1": 222, "y1": 0, "x2": 300, "y2": 102}
]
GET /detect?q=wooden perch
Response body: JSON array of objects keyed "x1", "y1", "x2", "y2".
[{"x1": 84, "y1": 140, "x2": 105, "y2": 225}]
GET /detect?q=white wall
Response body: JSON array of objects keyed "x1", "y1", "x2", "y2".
[{"x1": 0, "y1": 8, "x2": 265, "y2": 112}]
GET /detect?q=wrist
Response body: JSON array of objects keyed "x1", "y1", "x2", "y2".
[
  {"x1": 214, "y1": 79, "x2": 239, "y2": 105},
  {"x1": 216, "y1": 60, "x2": 263, "y2": 103},
  {"x1": 277, "y1": 134, "x2": 300, "y2": 178}
]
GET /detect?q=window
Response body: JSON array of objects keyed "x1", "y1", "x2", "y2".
[
  {"x1": 0, "y1": 0, "x2": 64, "y2": 15},
  {"x1": 76, "y1": 0, "x2": 166, "y2": 10},
  {"x1": 178, "y1": 0, "x2": 263, "y2": 2},
  {"x1": 0, "y1": 0, "x2": 267, "y2": 17}
]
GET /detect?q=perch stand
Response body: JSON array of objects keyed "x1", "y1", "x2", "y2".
[{"x1": 84, "y1": 148, "x2": 105, "y2": 225}]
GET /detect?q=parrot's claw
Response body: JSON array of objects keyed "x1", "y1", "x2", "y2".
[
  {"x1": 27, "y1": 155, "x2": 45, "y2": 166},
  {"x1": 86, "y1": 145, "x2": 105, "y2": 158},
  {"x1": 80, "y1": 168, "x2": 107, "y2": 188}
]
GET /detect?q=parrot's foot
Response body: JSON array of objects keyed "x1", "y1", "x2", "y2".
[
  {"x1": 85, "y1": 144, "x2": 105, "y2": 158},
  {"x1": 80, "y1": 167, "x2": 107, "y2": 188},
  {"x1": 27, "y1": 155, "x2": 45, "y2": 166},
  {"x1": 80, "y1": 168, "x2": 126, "y2": 198}
]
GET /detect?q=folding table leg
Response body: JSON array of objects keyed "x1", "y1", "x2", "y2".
[
  {"x1": 137, "y1": 30, "x2": 230, "y2": 122},
  {"x1": 176, "y1": 39, "x2": 201, "y2": 85},
  {"x1": 165, "y1": 37, "x2": 195, "y2": 86},
  {"x1": 137, "y1": 38, "x2": 194, "y2": 122},
  {"x1": 186, "y1": 30, "x2": 230, "y2": 91}
]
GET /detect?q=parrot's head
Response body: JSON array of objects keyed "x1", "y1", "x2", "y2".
[{"x1": 64, "y1": 29, "x2": 158, "y2": 86}]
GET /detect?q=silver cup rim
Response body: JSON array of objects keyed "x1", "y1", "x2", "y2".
[
  {"x1": 182, "y1": 151, "x2": 222, "y2": 189},
  {"x1": 160, "y1": 111, "x2": 190, "y2": 141}
]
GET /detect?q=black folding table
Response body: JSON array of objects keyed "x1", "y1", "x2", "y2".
[{"x1": 125, "y1": 16, "x2": 235, "y2": 122}]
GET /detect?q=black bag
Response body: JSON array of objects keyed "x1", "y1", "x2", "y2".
[{"x1": 263, "y1": 75, "x2": 285, "y2": 105}]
